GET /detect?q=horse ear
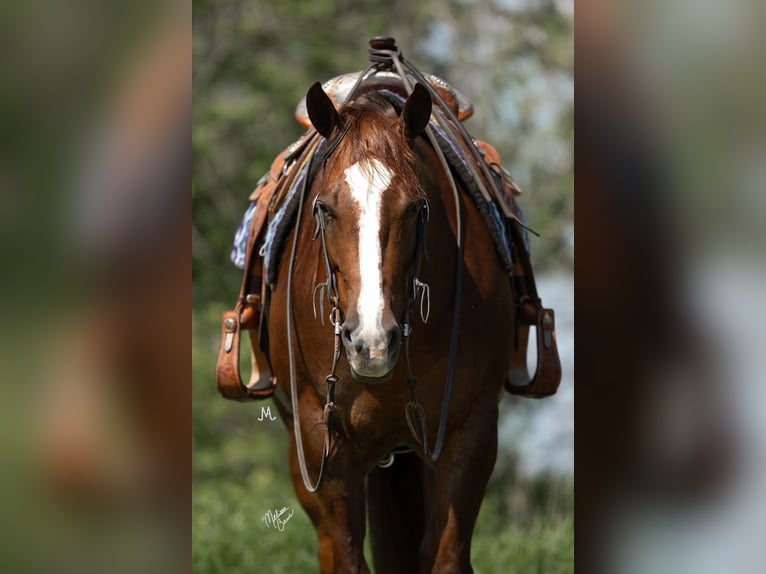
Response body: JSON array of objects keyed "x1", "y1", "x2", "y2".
[
  {"x1": 401, "y1": 83, "x2": 432, "y2": 140},
  {"x1": 306, "y1": 82, "x2": 340, "y2": 138}
]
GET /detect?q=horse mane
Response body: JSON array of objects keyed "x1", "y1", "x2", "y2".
[{"x1": 330, "y1": 91, "x2": 420, "y2": 182}]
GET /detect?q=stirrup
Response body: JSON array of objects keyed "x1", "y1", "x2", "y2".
[
  {"x1": 215, "y1": 309, "x2": 275, "y2": 401},
  {"x1": 505, "y1": 307, "x2": 561, "y2": 398}
]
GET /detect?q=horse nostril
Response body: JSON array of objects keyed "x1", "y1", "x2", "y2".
[
  {"x1": 388, "y1": 329, "x2": 401, "y2": 353},
  {"x1": 342, "y1": 326, "x2": 366, "y2": 356},
  {"x1": 342, "y1": 325, "x2": 365, "y2": 355}
]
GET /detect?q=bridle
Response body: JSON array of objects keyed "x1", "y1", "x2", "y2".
[{"x1": 286, "y1": 45, "x2": 467, "y2": 493}]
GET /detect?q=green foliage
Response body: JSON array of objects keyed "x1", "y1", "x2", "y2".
[{"x1": 472, "y1": 515, "x2": 573, "y2": 574}]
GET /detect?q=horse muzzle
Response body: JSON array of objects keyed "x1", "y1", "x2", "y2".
[{"x1": 341, "y1": 323, "x2": 401, "y2": 383}]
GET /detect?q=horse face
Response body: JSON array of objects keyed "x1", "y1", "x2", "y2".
[
  {"x1": 307, "y1": 83, "x2": 432, "y2": 383},
  {"x1": 315, "y1": 161, "x2": 428, "y2": 382}
]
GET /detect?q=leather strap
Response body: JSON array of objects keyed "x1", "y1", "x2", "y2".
[
  {"x1": 504, "y1": 219, "x2": 562, "y2": 397},
  {"x1": 390, "y1": 50, "x2": 463, "y2": 462},
  {"x1": 215, "y1": 131, "x2": 324, "y2": 402},
  {"x1": 285, "y1": 147, "x2": 338, "y2": 493},
  {"x1": 214, "y1": 184, "x2": 276, "y2": 401},
  {"x1": 472, "y1": 138, "x2": 562, "y2": 398}
]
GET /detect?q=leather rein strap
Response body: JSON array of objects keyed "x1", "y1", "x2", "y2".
[
  {"x1": 286, "y1": 143, "x2": 346, "y2": 493},
  {"x1": 387, "y1": 48, "x2": 464, "y2": 462}
]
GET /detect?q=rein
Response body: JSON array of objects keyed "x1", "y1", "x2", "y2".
[
  {"x1": 286, "y1": 147, "x2": 344, "y2": 494},
  {"x1": 402, "y1": 202, "x2": 438, "y2": 456},
  {"x1": 384, "y1": 44, "x2": 464, "y2": 462}
]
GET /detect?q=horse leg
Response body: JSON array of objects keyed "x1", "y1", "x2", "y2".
[
  {"x1": 286, "y1": 428, "x2": 370, "y2": 574},
  {"x1": 428, "y1": 398, "x2": 499, "y2": 574},
  {"x1": 367, "y1": 451, "x2": 427, "y2": 573}
]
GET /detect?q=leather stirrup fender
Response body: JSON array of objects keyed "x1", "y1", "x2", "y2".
[
  {"x1": 215, "y1": 310, "x2": 275, "y2": 401},
  {"x1": 506, "y1": 307, "x2": 561, "y2": 398},
  {"x1": 216, "y1": 132, "x2": 322, "y2": 403}
]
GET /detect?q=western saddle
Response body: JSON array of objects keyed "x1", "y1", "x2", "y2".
[{"x1": 215, "y1": 37, "x2": 561, "y2": 403}]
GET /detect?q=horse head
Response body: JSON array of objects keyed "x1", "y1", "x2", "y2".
[{"x1": 306, "y1": 82, "x2": 432, "y2": 383}]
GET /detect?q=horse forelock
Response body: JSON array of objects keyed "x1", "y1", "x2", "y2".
[{"x1": 324, "y1": 94, "x2": 421, "y2": 191}]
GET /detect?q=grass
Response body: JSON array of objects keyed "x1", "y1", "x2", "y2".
[{"x1": 193, "y1": 304, "x2": 572, "y2": 572}]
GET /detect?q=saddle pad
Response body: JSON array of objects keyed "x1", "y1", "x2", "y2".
[
  {"x1": 231, "y1": 202, "x2": 256, "y2": 269},
  {"x1": 230, "y1": 156, "x2": 314, "y2": 282}
]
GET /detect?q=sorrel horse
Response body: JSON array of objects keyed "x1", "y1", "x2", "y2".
[{"x1": 266, "y1": 78, "x2": 516, "y2": 573}]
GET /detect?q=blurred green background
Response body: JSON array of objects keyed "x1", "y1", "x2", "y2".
[{"x1": 193, "y1": 0, "x2": 573, "y2": 571}]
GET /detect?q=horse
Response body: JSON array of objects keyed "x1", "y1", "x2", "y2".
[{"x1": 266, "y1": 81, "x2": 516, "y2": 573}]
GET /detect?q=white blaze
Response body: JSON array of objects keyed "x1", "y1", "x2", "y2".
[{"x1": 343, "y1": 159, "x2": 393, "y2": 355}]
